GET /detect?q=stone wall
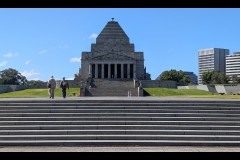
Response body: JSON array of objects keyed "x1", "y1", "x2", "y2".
[
  {"x1": 196, "y1": 85, "x2": 217, "y2": 93},
  {"x1": 216, "y1": 85, "x2": 240, "y2": 94},
  {"x1": 0, "y1": 85, "x2": 29, "y2": 94},
  {"x1": 177, "y1": 86, "x2": 198, "y2": 89},
  {"x1": 141, "y1": 80, "x2": 177, "y2": 88},
  {"x1": 29, "y1": 82, "x2": 48, "y2": 89},
  {"x1": 178, "y1": 85, "x2": 217, "y2": 92},
  {"x1": 56, "y1": 80, "x2": 80, "y2": 88},
  {"x1": 178, "y1": 85, "x2": 240, "y2": 95}
]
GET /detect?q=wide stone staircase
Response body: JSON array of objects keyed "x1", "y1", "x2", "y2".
[
  {"x1": 85, "y1": 79, "x2": 138, "y2": 96},
  {"x1": 0, "y1": 99, "x2": 240, "y2": 146}
]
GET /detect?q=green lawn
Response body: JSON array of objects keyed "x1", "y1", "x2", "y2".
[
  {"x1": 1, "y1": 88, "x2": 240, "y2": 99},
  {"x1": 144, "y1": 88, "x2": 240, "y2": 99},
  {"x1": 0, "y1": 88, "x2": 80, "y2": 98}
]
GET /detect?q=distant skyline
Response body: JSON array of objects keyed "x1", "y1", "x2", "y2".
[{"x1": 0, "y1": 8, "x2": 240, "y2": 81}]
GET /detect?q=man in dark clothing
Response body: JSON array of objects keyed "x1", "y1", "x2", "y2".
[{"x1": 60, "y1": 77, "x2": 69, "y2": 98}]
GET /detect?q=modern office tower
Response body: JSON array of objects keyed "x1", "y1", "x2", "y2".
[
  {"x1": 226, "y1": 52, "x2": 240, "y2": 81},
  {"x1": 183, "y1": 71, "x2": 198, "y2": 84},
  {"x1": 198, "y1": 48, "x2": 229, "y2": 84}
]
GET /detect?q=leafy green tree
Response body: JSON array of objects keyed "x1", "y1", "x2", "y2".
[
  {"x1": 27, "y1": 80, "x2": 46, "y2": 88},
  {"x1": 157, "y1": 69, "x2": 190, "y2": 83},
  {"x1": 0, "y1": 68, "x2": 27, "y2": 85},
  {"x1": 231, "y1": 75, "x2": 240, "y2": 84},
  {"x1": 201, "y1": 71, "x2": 229, "y2": 84},
  {"x1": 201, "y1": 71, "x2": 212, "y2": 84}
]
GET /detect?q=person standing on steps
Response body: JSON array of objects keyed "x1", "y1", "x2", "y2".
[
  {"x1": 60, "y1": 77, "x2": 69, "y2": 98},
  {"x1": 47, "y1": 75, "x2": 56, "y2": 99}
]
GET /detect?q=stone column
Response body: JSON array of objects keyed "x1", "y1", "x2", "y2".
[
  {"x1": 121, "y1": 63, "x2": 124, "y2": 79},
  {"x1": 127, "y1": 63, "x2": 130, "y2": 79},
  {"x1": 108, "y1": 64, "x2": 111, "y2": 79},
  {"x1": 95, "y1": 63, "x2": 98, "y2": 79},
  {"x1": 115, "y1": 63, "x2": 117, "y2": 79},
  {"x1": 101, "y1": 64, "x2": 104, "y2": 79},
  {"x1": 133, "y1": 63, "x2": 136, "y2": 79},
  {"x1": 88, "y1": 63, "x2": 92, "y2": 78}
]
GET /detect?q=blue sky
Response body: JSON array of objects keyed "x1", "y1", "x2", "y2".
[{"x1": 0, "y1": 8, "x2": 240, "y2": 81}]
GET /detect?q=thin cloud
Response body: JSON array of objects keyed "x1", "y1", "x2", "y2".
[
  {"x1": 3, "y1": 52, "x2": 18, "y2": 58},
  {"x1": 25, "y1": 60, "x2": 30, "y2": 65},
  {"x1": 21, "y1": 70, "x2": 40, "y2": 79},
  {"x1": 38, "y1": 50, "x2": 47, "y2": 55},
  {"x1": 70, "y1": 57, "x2": 81, "y2": 63},
  {"x1": 0, "y1": 61, "x2": 7, "y2": 67},
  {"x1": 28, "y1": 78, "x2": 40, "y2": 81},
  {"x1": 89, "y1": 33, "x2": 98, "y2": 39}
]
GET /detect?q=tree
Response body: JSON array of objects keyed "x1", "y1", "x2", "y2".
[
  {"x1": 201, "y1": 71, "x2": 212, "y2": 85},
  {"x1": 27, "y1": 80, "x2": 46, "y2": 88},
  {"x1": 231, "y1": 75, "x2": 240, "y2": 84},
  {"x1": 157, "y1": 69, "x2": 190, "y2": 83},
  {"x1": 201, "y1": 70, "x2": 229, "y2": 85},
  {"x1": 0, "y1": 68, "x2": 27, "y2": 85}
]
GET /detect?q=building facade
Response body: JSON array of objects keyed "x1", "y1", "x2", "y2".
[
  {"x1": 183, "y1": 71, "x2": 198, "y2": 85},
  {"x1": 198, "y1": 48, "x2": 229, "y2": 84},
  {"x1": 80, "y1": 19, "x2": 149, "y2": 81},
  {"x1": 226, "y1": 52, "x2": 240, "y2": 79}
]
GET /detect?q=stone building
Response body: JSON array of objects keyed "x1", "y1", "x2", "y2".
[
  {"x1": 80, "y1": 18, "x2": 149, "y2": 81},
  {"x1": 78, "y1": 19, "x2": 175, "y2": 96}
]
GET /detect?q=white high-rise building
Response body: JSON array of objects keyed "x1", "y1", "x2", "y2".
[
  {"x1": 226, "y1": 52, "x2": 240, "y2": 79},
  {"x1": 198, "y1": 48, "x2": 229, "y2": 84}
]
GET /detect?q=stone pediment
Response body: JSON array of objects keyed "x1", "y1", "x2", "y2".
[{"x1": 92, "y1": 53, "x2": 135, "y2": 61}]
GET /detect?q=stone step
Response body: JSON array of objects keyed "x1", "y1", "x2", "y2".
[
  {"x1": 1, "y1": 117, "x2": 240, "y2": 121},
  {"x1": 1, "y1": 129, "x2": 240, "y2": 135},
  {"x1": 90, "y1": 89, "x2": 137, "y2": 92},
  {"x1": 0, "y1": 99, "x2": 239, "y2": 104},
  {"x1": 0, "y1": 99, "x2": 240, "y2": 146},
  {"x1": 1, "y1": 105, "x2": 237, "y2": 109},
  {"x1": 1, "y1": 135, "x2": 240, "y2": 141},
  {"x1": 0, "y1": 102, "x2": 240, "y2": 108},
  {"x1": 89, "y1": 87, "x2": 137, "y2": 90},
  {"x1": 0, "y1": 101, "x2": 240, "y2": 107},
  {"x1": 87, "y1": 80, "x2": 138, "y2": 96},
  {"x1": 1, "y1": 140, "x2": 240, "y2": 146},
  {"x1": 89, "y1": 91, "x2": 138, "y2": 96},
  {"x1": 0, "y1": 113, "x2": 240, "y2": 117},
  {"x1": 2, "y1": 109, "x2": 240, "y2": 113},
  {"x1": 87, "y1": 94, "x2": 137, "y2": 97},
  {"x1": 0, "y1": 125, "x2": 240, "y2": 130},
  {"x1": 1, "y1": 120, "x2": 240, "y2": 126}
]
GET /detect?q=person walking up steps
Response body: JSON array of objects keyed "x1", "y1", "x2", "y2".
[
  {"x1": 60, "y1": 77, "x2": 69, "y2": 98},
  {"x1": 47, "y1": 75, "x2": 56, "y2": 99}
]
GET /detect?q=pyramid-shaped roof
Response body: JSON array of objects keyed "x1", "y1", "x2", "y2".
[{"x1": 96, "y1": 19, "x2": 130, "y2": 44}]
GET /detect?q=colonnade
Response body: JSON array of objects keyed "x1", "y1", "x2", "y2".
[{"x1": 89, "y1": 63, "x2": 136, "y2": 79}]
